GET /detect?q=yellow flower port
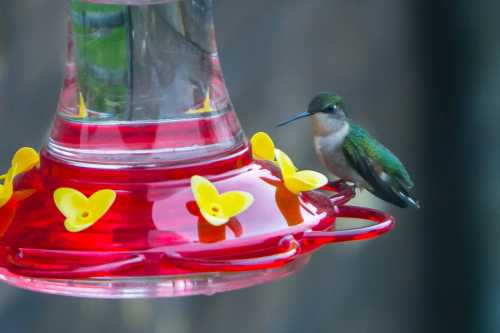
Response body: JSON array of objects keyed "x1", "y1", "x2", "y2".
[
  {"x1": 250, "y1": 131, "x2": 327, "y2": 194},
  {"x1": 0, "y1": 166, "x2": 17, "y2": 208},
  {"x1": 191, "y1": 175, "x2": 254, "y2": 226},
  {"x1": 250, "y1": 132, "x2": 276, "y2": 161},
  {"x1": 0, "y1": 147, "x2": 40, "y2": 208},
  {"x1": 0, "y1": 147, "x2": 40, "y2": 180},
  {"x1": 54, "y1": 188, "x2": 117, "y2": 232},
  {"x1": 276, "y1": 149, "x2": 328, "y2": 195}
]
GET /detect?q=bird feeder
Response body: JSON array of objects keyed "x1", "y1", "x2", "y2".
[{"x1": 0, "y1": 0, "x2": 395, "y2": 298}]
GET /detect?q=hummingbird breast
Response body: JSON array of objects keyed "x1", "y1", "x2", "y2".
[{"x1": 312, "y1": 117, "x2": 369, "y2": 187}]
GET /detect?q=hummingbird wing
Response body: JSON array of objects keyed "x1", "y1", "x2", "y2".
[{"x1": 343, "y1": 123, "x2": 420, "y2": 208}]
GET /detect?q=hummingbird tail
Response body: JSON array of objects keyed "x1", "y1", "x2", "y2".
[
  {"x1": 389, "y1": 185, "x2": 420, "y2": 209},
  {"x1": 341, "y1": 139, "x2": 420, "y2": 209},
  {"x1": 368, "y1": 176, "x2": 420, "y2": 209},
  {"x1": 354, "y1": 156, "x2": 420, "y2": 208}
]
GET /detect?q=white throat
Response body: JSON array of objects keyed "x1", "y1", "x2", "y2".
[
  {"x1": 312, "y1": 113, "x2": 350, "y2": 142},
  {"x1": 312, "y1": 114, "x2": 351, "y2": 179}
]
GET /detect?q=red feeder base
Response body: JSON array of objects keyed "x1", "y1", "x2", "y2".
[{"x1": 0, "y1": 145, "x2": 394, "y2": 298}]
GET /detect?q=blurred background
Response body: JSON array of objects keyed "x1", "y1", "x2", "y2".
[{"x1": 0, "y1": 0, "x2": 497, "y2": 332}]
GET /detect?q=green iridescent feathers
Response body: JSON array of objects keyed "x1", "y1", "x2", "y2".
[
  {"x1": 343, "y1": 122, "x2": 419, "y2": 208},
  {"x1": 307, "y1": 93, "x2": 344, "y2": 113},
  {"x1": 344, "y1": 122, "x2": 414, "y2": 187}
]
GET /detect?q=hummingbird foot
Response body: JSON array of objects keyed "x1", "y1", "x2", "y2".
[
  {"x1": 325, "y1": 179, "x2": 356, "y2": 194},
  {"x1": 354, "y1": 186, "x2": 364, "y2": 196}
]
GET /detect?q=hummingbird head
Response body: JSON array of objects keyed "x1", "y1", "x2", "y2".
[
  {"x1": 307, "y1": 93, "x2": 346, "y2": 118},
  {"x1": 276, "y1": 93, "x2": 346, "y2": 127}
]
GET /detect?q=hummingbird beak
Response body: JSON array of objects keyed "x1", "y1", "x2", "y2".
[{"x1": 276, "y1": 111, "x2": 312, "y2": 127}]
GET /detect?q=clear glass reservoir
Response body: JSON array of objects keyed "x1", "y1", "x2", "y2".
[{"x1": 49, "y1": 0, "x2": 244, "y2": 166}]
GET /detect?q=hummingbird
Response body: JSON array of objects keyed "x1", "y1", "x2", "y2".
[{"x1": 277, "y1": 93, "x2": 419, "y2": 208}]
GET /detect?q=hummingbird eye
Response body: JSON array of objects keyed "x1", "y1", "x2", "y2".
[{"x1": 324, "y1": 105, "x2": 336, "y2": 113}]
